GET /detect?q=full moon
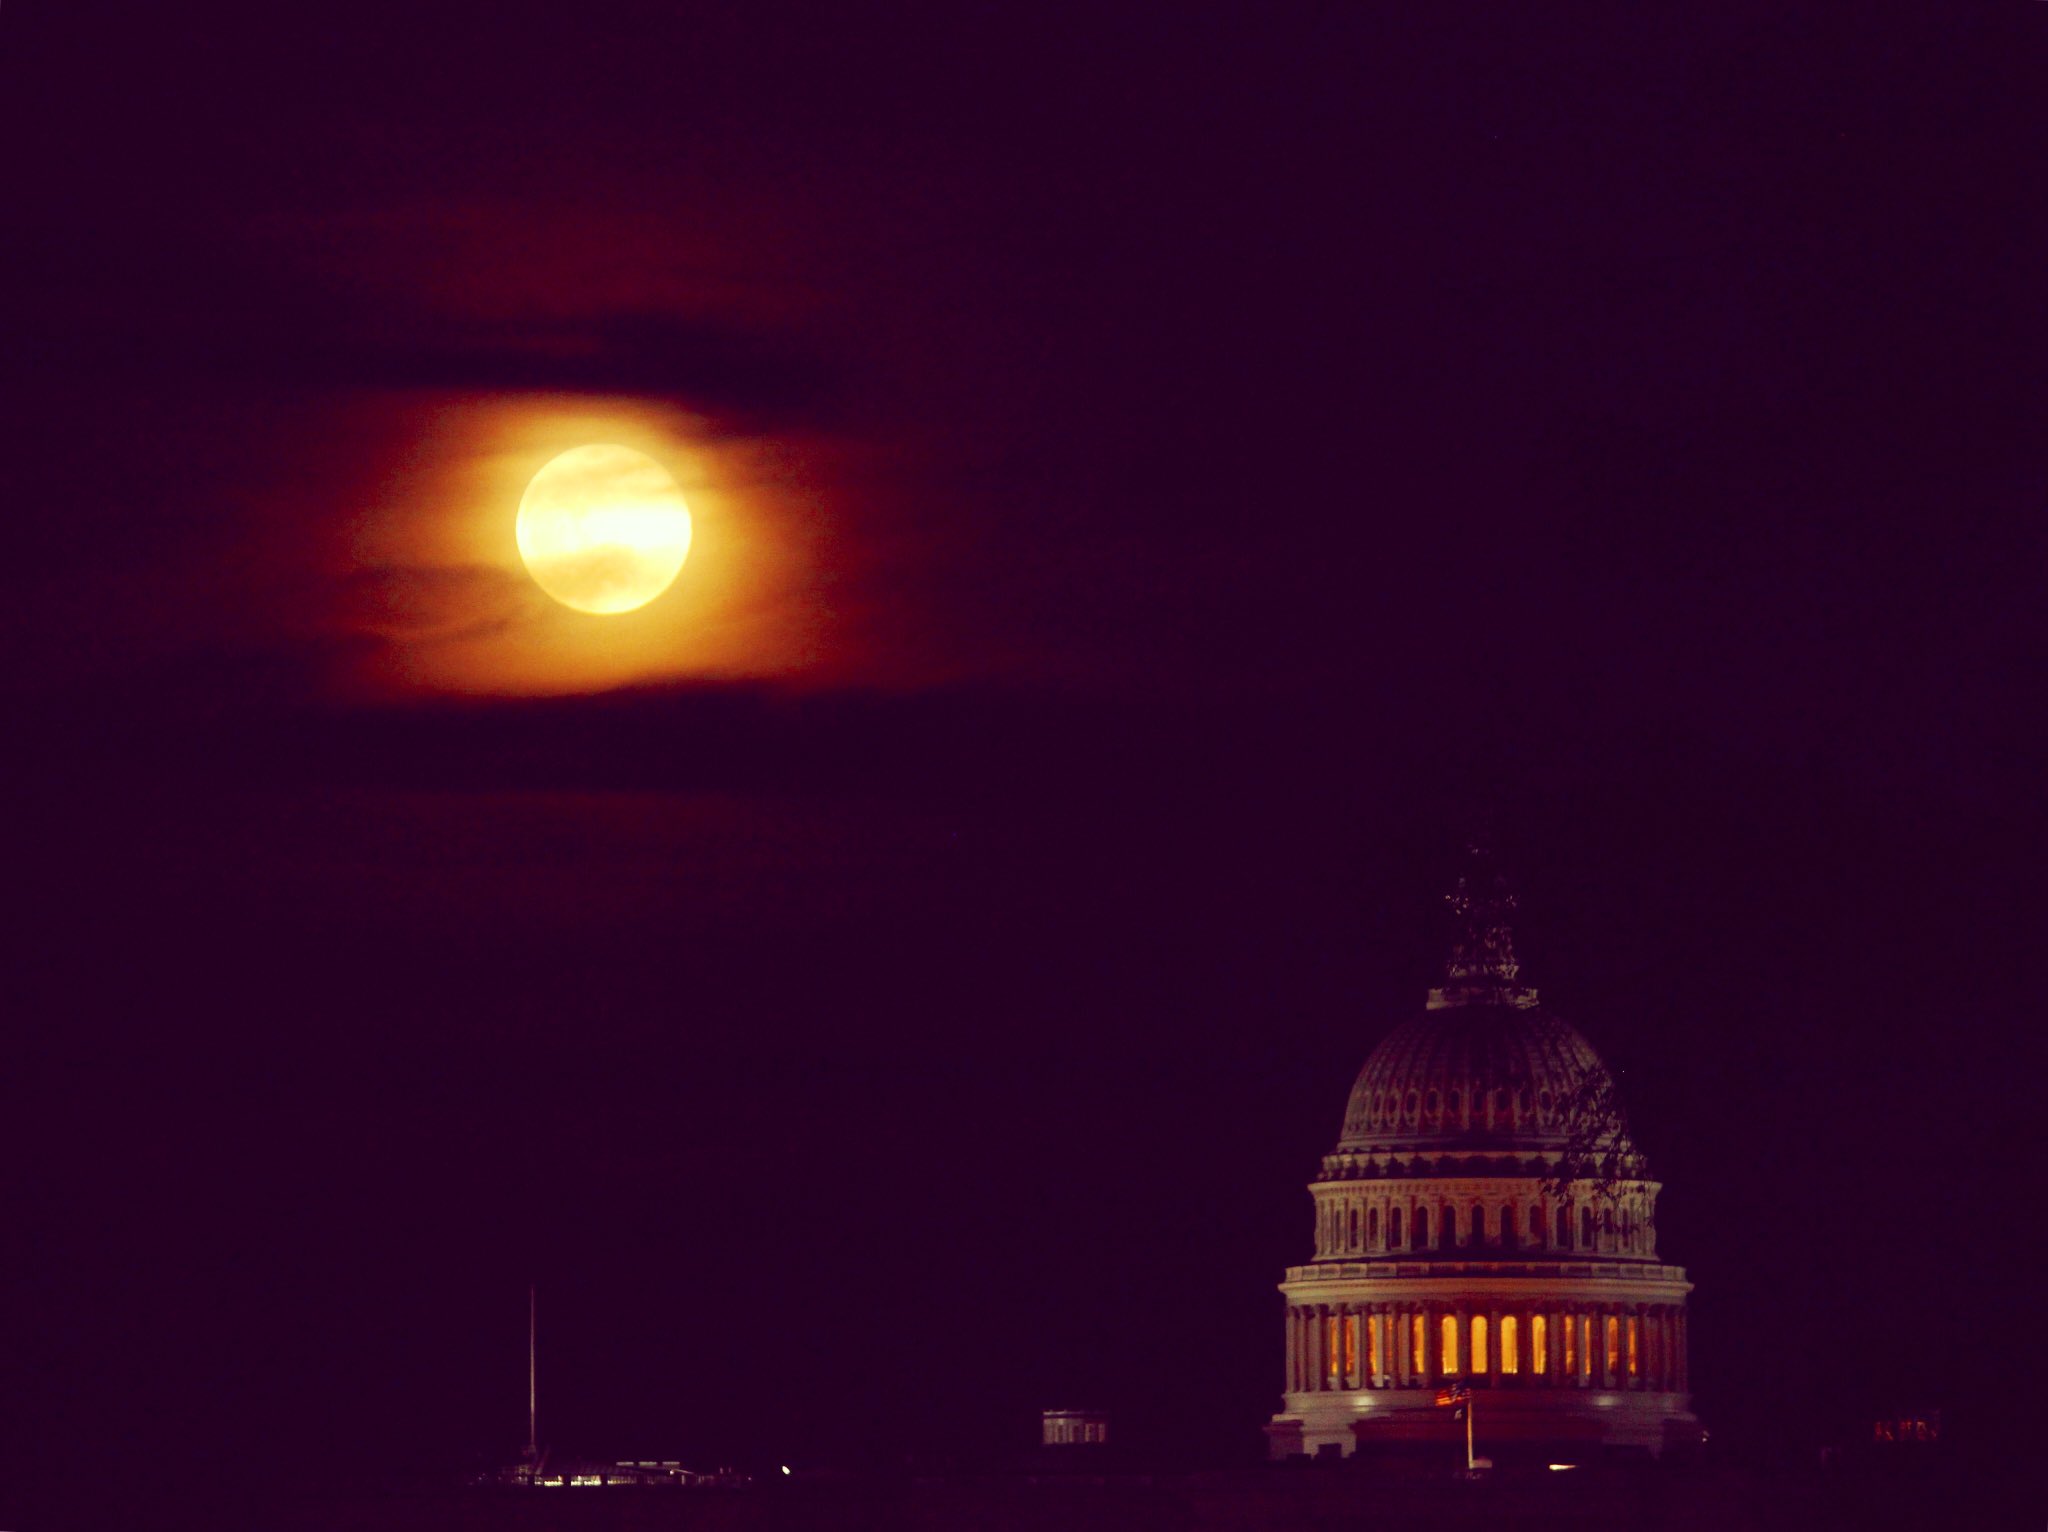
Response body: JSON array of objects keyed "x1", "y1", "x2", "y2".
[{"x1": 515, "y1": 444, "x2": 693, "y2": 614}]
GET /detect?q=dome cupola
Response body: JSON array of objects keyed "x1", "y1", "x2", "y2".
[{"x1": 1334, "y1": 852, "x2": 1632, "y2": 1161}]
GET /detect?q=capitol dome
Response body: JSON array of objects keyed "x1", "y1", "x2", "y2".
[
  {"x1": 1337, "y1": 1004, "x2": 1618, "y2": 1154},
  {"x1": 1265, "y1": 850, "x2": 1697, "y2": 1464}
]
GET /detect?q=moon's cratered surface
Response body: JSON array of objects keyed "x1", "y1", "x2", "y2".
[{"x1": 515, "y1": 444, "x2": 693, "y2": 614}]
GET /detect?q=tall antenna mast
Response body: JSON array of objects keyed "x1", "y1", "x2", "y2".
[{"x1": 527, "y1": 1282, "x2": 539, "y2": 1466}]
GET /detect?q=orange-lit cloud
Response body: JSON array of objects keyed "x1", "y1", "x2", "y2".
[{"x1": 337, "y1": 394, "x2": 832, "y2": 697}]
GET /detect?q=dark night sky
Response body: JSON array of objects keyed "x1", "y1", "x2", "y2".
[{"x1": 2, "y1": 0, "x2": 2045, "y2": 1512}]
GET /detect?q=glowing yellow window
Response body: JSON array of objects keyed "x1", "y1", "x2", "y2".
[
  {"x1": 1500, "y1": 1315, "x2": 1520, "y2": 1374},
  {"x1": 1412, "y1": 1314, "x2": 1426, "y2": 1375},
  {"x1": 1366, "y1": 1314, "x2": 1380, "y2": 1378},
  {"x1": 1563, "y1": 1313, "x2": 1576, "y2": 1374},
  {"x1": 1532, "y1": 1314, "x2": 1548, "y2": 1374},
  {"x1": 1342, "y1": 1313, "x2": 1358, "y2": 1383},
  {"x1": 1627, "y1": 1316, "x2": 1639, "y2": 1377},
  {"x1": 1326, "y1": 1316, "x2": 1340, "y2": 1383},
  {"x1": 1470, "y1": 1314, "x2": 1488, "y2": 1374},
  {"x1": 1605, "y1": 1315, "x2": 1620, "y2": 1375},
  {"x1": 1441, "y1": 1314, "x2": 1460, "y2": 1374}
]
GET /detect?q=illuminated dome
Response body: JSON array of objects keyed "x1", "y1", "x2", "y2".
[
  {"x1": 1265, "y1": 848, "x2": 1697, "y2": 1465},
  {"x1": 1336, "y1": 1007, "x2": 1622, "y2": 1155}
]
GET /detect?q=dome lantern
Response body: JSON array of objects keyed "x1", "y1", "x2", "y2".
[{"x1": 1429, "y1": 841, "x2": 1539, "y2": 1011}]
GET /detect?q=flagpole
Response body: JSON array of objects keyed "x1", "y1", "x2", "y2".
[{"x1": 527, "y1": 1282, "x2": 539, "y2": 1469}]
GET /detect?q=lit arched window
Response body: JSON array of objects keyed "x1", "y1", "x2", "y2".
[
  {"x1": 1441, "y1": 1315, "x2": 1460, "y2": 1374},
  {"x1": 1470, "y1": 1314, "x2": 1488, "y2": 1374},
  {"x1": 1605, "y1": 1315, "x2": 1621, "y2": 1375},
  {"x1": 1389, "y1": 1207, "x2": 1402, "y2": 1248},
  {"x1": 1563, "y1": 1314, "x2": 1577, "y2": 1375},
  {"x1": 1413, "y1": 1206, "x2": 1429, "y2": 1248},
  {"x1": 1627, "y1": 1316, "x2": 1639, "y2": 1377},
  {"x1": 1531, "y1": 1314, "x2": 1548, "y2": 1374},
  {"x1": 1500, "y1": 1315, "x2": 1519, "y2": 1374},
  {"x1": 1411, "y1": 1314, "x2": 1426, "y2": 1375}
]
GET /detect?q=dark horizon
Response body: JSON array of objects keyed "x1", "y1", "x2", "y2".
[{"x1": 9, "y1": 677, "x2": 2034, "y2": 1497}]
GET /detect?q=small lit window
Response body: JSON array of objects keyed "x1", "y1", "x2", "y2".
[
  {"x1": 1470, "y1": 1315, "x2": 1488, "y2": 1374},
  {"x1": 1367, "y1": 1314, "x2": 1380, "y2": 1377},
  {"x1": 1500, "y1": 1315, "x2": 1519, "y2": 1374},
  {"x1": 1627, "y1": 1316, "x2": 1639, "y2": 1377},
  {"x1": 1532, "y1": 1314, "x2": 1548, "y2": 1374},
  {"x1": 1412, "y1": 1313, "x2": 1426, "y2": 1374},
  {"x1": 1441, "y1": 1315, "x2": 1460, "y2": 1374},
  {"x1": 1563, "y1": 1314, "x2": 1577, "y2": 1374},
  {"x1": 1605, "y1": 1315, "x2": 1620, "y2": 1375}
]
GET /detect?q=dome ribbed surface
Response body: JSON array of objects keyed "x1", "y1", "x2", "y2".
[{"x1": 1337, "y1": 1002, "x2": 1614, "y2": 1152}]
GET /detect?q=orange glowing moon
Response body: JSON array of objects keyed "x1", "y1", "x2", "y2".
[{"x1": 515, "y1": 444, "x2": 693, "y2": 614}]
